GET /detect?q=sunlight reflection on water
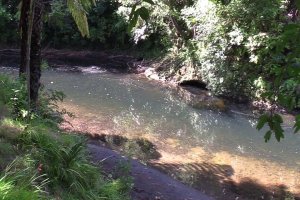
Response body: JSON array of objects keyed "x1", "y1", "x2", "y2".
[
  {"x1": 38, "y1": 69, "x2": 300, "y2": 167},
  {"x1": 2, "y1": 66, "x2": 300, "y2": 198},
  {"x1": 1, "y1": 66, "x2": 299, "y2": 168}
]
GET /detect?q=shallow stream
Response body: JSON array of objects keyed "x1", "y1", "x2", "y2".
[{"x1": 1, "y1": 66, "x2": 300, "y2": 199}]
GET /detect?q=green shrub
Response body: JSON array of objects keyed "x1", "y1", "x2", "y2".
[{"x1": 0, "y1": 75, "x2": 27, "y2": 115}]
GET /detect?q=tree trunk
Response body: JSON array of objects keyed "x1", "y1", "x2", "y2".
[
  {"x1": 20, "y1": 0, "x2": 31, "y2": 75},
  {"x1": 20, "y1": 0, "x2": 44, "y2": 109},
  {"x1": 30, "y1": 0, "x2": 44, "y2": 108},
  {"x1": 20, "y1": 0, "x2": 35, "y2": 113}
]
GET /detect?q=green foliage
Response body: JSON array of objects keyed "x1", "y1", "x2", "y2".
[
  {"x1": 21, "y1": 133, "x2": 99, "y2": 197},
  {"x1": 0, "y1": 1, "x2": 19, "y2": 45},
  {"x1": 254, "y1": 14, "x2": 300, "y2": 140},
  {"x1": 44, "y1": 0, "x2": 130, "y2": 49},
  {"x1": 0, "y1": 176, "x2": 41, "y2": 200},
  {"x1": 97, "y1": 178, "x2": 131, "y2": 200},
  {"x1": 0, "y1": 75, "x2": 28, "y2": 118},
  {"x1": 0, "y1": 157, "x2": 48, "y2": 200},
  {"x1": 16, "y1": 127, "x2": 132, "y2": 199},
  {"x1": 0, "y1": 75, "x2": 68, "y2": 122},
  {"x1": 0, "y1": 139, "x2": 16, "y2": 170},
  {"x1": 173, "y1": 0, "x2": 286, "y2": 98},
  {"x1": 127, "y1": 0, "x2": 154, "y2": 31},
  {"x1": 0, "y1": 75, "x2": 132, "y2": 199},
  {"x1": 0, "y1": 0, "x2": 130, "y2": 49},
  {"x1": 0, "y1": 118, "x2": 25, "y2": 141},
  {"x1": 66, "y1": 0, "x2": 95, "y2": 37},
  {"x1": 256, "y1": 114, "x2": 285, "y2": 142}
]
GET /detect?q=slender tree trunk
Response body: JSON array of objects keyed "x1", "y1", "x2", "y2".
[
  {"x1": 20, "y1": 0, "x2": 44, "y2": 109},
  {"x1": 20, "y1": 0, "x2": 35, "y2": 113},
  {"x1": 30, "y1": 0, "x2": 44, "y2": 108},
  {"x1": 20, "y1": 0, "x2": 31, "y2": 75}
]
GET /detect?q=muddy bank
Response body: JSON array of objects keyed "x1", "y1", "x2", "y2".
[{"x1": 0, "y1": 49, "x2": 143, "y2": 73}]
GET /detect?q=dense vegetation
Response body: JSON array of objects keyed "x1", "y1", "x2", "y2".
[
  {"x1": 127, "y1": 0, "x2": 300, "y2": 141},
  {"x1": 0, "y1": 74, "x2": 132, "y2": 199},
  {"x1": 0, "y1": 0, "x2": 299, "y2": 199}
]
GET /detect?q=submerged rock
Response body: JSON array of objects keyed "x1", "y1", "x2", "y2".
[
  {"x1": 144, "y1": 68, "x2": 165, "y2": 81},
  {"x1": 177, "y1": 86, "x2": 226, "y2": 110},
  {"x1": 79, "y1": 66, "x2": 107, "y2": 74}
]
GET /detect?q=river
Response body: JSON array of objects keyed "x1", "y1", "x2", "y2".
[{"x1": 1, "y1": 66, "x2": 300, "y2": 199}]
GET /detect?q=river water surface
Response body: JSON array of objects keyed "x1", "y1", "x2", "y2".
[{"x1": 1, "y1": 67, "x2": 300, "y2": 199}]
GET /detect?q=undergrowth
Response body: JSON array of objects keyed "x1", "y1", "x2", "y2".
[{"x1": 0, "y1": 74, "x2": 132, "y2": 200}]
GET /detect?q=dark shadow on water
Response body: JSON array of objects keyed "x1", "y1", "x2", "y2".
[
  {"x1": 229, "y1": 178, "x2": 299, "y2": 200},
  {"x1": 71, "y1": 130, "x2": 299, "y2": 200},
  {"x1": 153, "y1": 162, "x2": 300, "y2": 200},
  {"x1": 91, "y1": 134, "x2": 161, "y2": 162}
]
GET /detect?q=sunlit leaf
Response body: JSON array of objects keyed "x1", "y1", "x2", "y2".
[
  {"x1": 257, "y1": 114, "x2": 269, "y2": 130},
  {"x1": 143, "y1": 0, "x2": 155, "y2": 5},
  {"x1": 137, "y1": 7, "x2": 150, "y2": 21},
  {"x1": 264, "y1": 130, "x2": 272, "y2": 143},
  {"x1": 128, "y1": 13, "x2": 139, "y2": 32}
]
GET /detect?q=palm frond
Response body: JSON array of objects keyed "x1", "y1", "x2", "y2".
[{"x1": 67, "y1": 0, "x2": 95, "y2": 37}]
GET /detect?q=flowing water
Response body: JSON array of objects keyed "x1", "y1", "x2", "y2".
[{"x1": 1, "y1": 66, "x2": 300, "y2": 199}]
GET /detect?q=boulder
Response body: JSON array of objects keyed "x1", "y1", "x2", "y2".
[{"x1": 177, "y1": 86, "x2": 226, "y2": 110}]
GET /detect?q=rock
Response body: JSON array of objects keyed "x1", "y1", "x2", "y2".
[
  {"x1": 79, "y1": 66, "x2": 107, "y2": 74},
  {"x1": 177, "y1": 86, "x2": 226, "y2": 110},
  {"x1": 144, "y1": 68, "x2": 162, "y2": 81},
  {"x1": 135, "y1": 66, "x2": 148, "y2": 74}
]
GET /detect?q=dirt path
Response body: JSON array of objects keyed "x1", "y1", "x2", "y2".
[{"x1": 88, "y1": 140, "x2": 213, "y2": 200}]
